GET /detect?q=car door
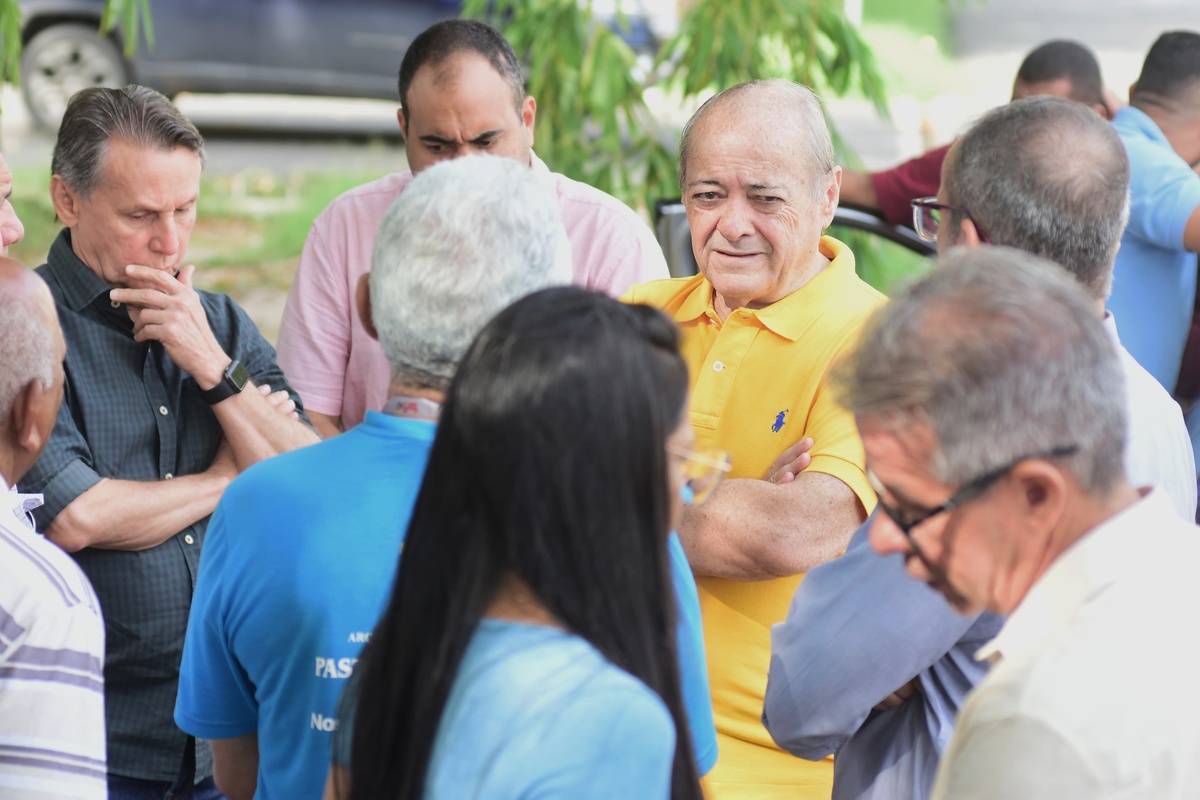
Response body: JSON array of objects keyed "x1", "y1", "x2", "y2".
[
  {"x1": 131, "y1": 0, "x2": 260, "y2": 95},
  {"x1": 253, "y1": 0, "x2": 459, "y2": 101}
]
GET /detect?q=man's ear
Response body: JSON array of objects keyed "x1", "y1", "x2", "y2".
[
  {"x1": 958, "y1": 218, "x2": 983, "y2": 248},
  {"x1": 357, "y1": 273, "x2": 378, "y2": 341},
  {"x1": 49, "y1": 176, "x2": 80, "y2": 227},
  {"x1": 1011, "y1": 459, "x2": 1068, "y2": 539},
  {"x1": 397, "y1": 108, "x2": 409, "y2": 143},
  {"x1": 820, "y1": 166, "x2": 843, "y2": 228},
  {"x1": 9, "y1": 379, "x2": 52, "y2": 464},
  {"x1": 521, "y1": 96, "x2": 537, "y2": 147}
]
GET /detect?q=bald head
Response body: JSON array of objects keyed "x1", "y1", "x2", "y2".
[
  {"x1": 940, "y1": 96, "x2": 1130, "y2": 300},
  {"x1": 678, "y1": 79, "x2": 834, "y2": 194},
  {"x1": 0, "y1": 259, "x2": 65, "y2": 484}
]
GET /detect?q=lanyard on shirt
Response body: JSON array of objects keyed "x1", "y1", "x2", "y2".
[{"x1": 382, "y1": 395, "x2": 442, "y2": 422}]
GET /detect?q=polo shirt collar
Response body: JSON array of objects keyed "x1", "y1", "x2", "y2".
[
  {"x1": 974, "y1": 487, "x2": 1165, "y2": 665},
  {"x1": 45, "y1": 229, "x2": 114, "y2": 313},
  {"x1": 671, "y1": 236, "x2": 857, "y2": 341}
]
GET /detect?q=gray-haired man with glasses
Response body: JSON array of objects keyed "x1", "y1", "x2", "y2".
[
  {"x1": 764, "y1": 95, "x2": 1196, "y2": 800},
  {"x1": 845, "y1": 248, "x2": 1200, "y2": 798}
]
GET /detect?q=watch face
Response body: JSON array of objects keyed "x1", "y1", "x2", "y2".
[{"x1": 229, "y1": 361, "x2": 251, "y2": 390}]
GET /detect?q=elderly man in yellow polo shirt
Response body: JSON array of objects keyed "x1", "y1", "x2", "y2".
[{"x1": 626, "y1": 79, "x2": 882, "y2": 798}]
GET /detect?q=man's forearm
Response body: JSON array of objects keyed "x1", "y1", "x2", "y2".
[
  {"x1": 46, "y1": 470, "x2": 232, "y2": 552},
  {"x1": 679, "y1": 471, "x2": 865, "y2": 581},
  {"x1": 213, "y1": 380, "x2": 320, "y2": 469}
]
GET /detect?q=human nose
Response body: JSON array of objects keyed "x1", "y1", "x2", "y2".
[
  {"x1": 0, "y1": 203, "x2": 24, "y2": 253},
  {"x1": 715, "y1": 197, "x2": 755, "y2": 241},
  {"x1": 151, "y1": 215, "x2": 180, "y2": 257},
  {"x1": 868, "y1": 509, "x2": 911, "y2": 558}
]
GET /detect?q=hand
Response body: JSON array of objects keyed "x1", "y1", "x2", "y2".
[
  {"x1": 110, "y1": 265, "x2": 230, "y2": 388},
  {"x1": 763, "y1": 437, "x2": 814, "y2": 485},
  {"x1": 259, "y1": 383, "x2": 299, "y2": 421},
  {"x1": 207, "y1": 437, "x2": 238, "y2": 482},
  {"x1": 873, "y1": 678, "x2": 920, "y2": 712}
]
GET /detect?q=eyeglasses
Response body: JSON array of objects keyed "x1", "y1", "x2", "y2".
[
  {"x1": 911, "y1": 197, "x2": 990, "y2": 244},
  {"x1": 667, "y1": 443, "x2": 732, "y2": 504},
  {"x1": 866, "y1": 444, "x2": 1080, "y2": 560}
]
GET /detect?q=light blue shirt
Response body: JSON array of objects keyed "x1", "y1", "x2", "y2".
[
  {"x1": 422, "y1": 619, "x2": 675, "y2": 799},
  {"x1": 763, "y1": 513, "x2": 1003, "y2": 800},
  {"x1": 1108, "y1": 105, "x2": 1200, "y2": 393}
]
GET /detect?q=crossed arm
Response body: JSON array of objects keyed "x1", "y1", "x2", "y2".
[
  {"x1": 47, "y1": 265, "x2": 317, "y2": 553},
  {"x1": 677, "y1": 437, "x2": 867, "y2": 581}
]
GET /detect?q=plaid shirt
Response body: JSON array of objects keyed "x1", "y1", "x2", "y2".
[{"x1": 21, "y1": 230, "x2": 306, "y2": 783}]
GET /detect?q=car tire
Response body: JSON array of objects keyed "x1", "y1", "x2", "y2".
[{"x1": 21, "y1": 23, "x2": 130, "y2": 131}]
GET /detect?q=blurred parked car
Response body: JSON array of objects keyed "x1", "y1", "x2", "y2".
[{"x1": 18, "y1": 0, "x2": 666, "y2": 130}]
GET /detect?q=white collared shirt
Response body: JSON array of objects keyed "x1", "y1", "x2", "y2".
[
  {"x1": 1107, "y1": 313, "x2": 1197, "y2": 520},
  {"x1": 931, "y1": 489, "x2": 1200, "y2": 799}
]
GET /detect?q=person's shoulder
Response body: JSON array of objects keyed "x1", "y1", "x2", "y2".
[
  {"x1": 624, "y1": 274, "x2": 705, "y2": 308},
  {"x1": 318, "y1": 172, "x2": 413, "y2": 222},
  {"x1": 547, "y1": 169, "x2": 645, "y2": 227}
]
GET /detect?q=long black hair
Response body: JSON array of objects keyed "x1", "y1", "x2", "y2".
[{"x1": 347, "y1": 286, "x2": 702, "y2": 800}]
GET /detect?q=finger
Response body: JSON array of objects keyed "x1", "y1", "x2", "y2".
[
  {"x1": 178, "y1": 265, "x2": 197, "y2": 289},
  {"x1": 111, "y1": 287, "x2": 173, "y2": 309},
  {"x1": 258, "y1": 384, "x2": 273, "y2": 396},
  {"x1": 124, "y1": 264, "x2": 183, "y2": 292}
]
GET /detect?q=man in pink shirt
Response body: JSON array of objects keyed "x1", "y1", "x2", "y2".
[{"x1": 277, "y1": 19, "x2": 670, "y2": 437}]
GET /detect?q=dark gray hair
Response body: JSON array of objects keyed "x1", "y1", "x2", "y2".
[
  {"x1": 369, "y1": 154, "x2": 572, "y2": 391},
  {"x1": 51, "y1": 85, "x2": 205, "y2": 196},
  {"x1": 0, "y1": 289, "x2": 56, "y2": 421},
  {"x1": 678, "y1": 79, "x2": 834, "y2": 194},
  {"x1": 836, "y1": 246, "x2": 1126, "y2": 496},
  {"x1": 943, "y1": 96, "x2": 1130, "y2": 300}
]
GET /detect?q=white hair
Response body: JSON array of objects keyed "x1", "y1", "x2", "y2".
[
  {"x1": 369, "y1": 154, "x2": 573, "y2": 390},
  {"x1": 0, "y1": 290, "x2": 56, "y2": 420}
]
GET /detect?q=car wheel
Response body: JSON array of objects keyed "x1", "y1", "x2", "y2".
[{"x1": 21, "y1": 23, "x2": 130, "y2": 131}]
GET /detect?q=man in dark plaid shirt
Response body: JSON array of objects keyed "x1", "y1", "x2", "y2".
[{"x1": 20, "y1": 85, "x2": 320, "y2": 800}]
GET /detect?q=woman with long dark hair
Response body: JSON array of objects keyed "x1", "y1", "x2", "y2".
[{"x1": 332, "y1": 286, "x2": 712, "y2": 800}]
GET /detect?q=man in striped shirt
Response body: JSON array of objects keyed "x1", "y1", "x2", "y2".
[{"x1": 0, "y1": 253, "x2": 106, "y2": 799}]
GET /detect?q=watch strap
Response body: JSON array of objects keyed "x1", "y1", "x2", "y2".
[{"x1": 200, "y1": 360, "x2": 249, "y2": 405}]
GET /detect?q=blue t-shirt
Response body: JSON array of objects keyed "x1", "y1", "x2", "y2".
[
  {"x1": 1108, "y1": 105, "x2": 1200, "y2": 392},
  {"x1": 352, "y1": 619, "x2": 676, "y2": 799},
  {"x1": 175, "y1": 411, "x2": 436, "y2": 800}
]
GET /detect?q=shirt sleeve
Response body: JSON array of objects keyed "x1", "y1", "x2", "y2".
[
  {"x1": 21, "y1": 381, "x2": 103, "y2": 529},
  {"x1": 573, "y1": 200, "x2": 671, "y2": 298},
  {"x1": 217, "y1": 294, "x2": 311, "y2": 425},
  {"x1": 803, "y1": 369, "x2": 876, "y2": 513},
  {"x1": 275, "y1": 216, "x2": 353, "y2": 418},
  {"x1": 870, "y1": 144, "x2": 953, "y2": 227},
  {"x1": 1123, "y1": 142, "x2": 1200, "y2": 249},
  {"x1": 667, "y1": 531, "x2": 718, "y2": 774},
  {"x1": 930, "y1": 713, "x2": 1104, "y2": 800},
  {"x1": 175, "y1": 500, "x2": 260, "y2": 739},
  {"x1": 763, "y1": 514, "x2": 982, "y2": 759}
]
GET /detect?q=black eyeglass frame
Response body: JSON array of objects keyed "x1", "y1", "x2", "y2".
[
  {"x1": 910, "y1": 196, "x2": 991, "y2": 244},
  {"x1": 869, "y1": 444, "x2": 1080, "y2": 559}
]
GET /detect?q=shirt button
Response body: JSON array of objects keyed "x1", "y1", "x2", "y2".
[
  {"x1": 158, "y1": 405, "x2": 169, "y2": 416},
  {"x1": 713, "y1": 361, "x2": 726, "y2": 372},
  {"x1": 164, "y1": 473, "x2": 174, "y2": 480},
  {"x1": 184, "y1": 534, "x2": 195, "y2": 545},
  {"x1": 110, "y1": 299, "x2": 121, "y2": 308}
]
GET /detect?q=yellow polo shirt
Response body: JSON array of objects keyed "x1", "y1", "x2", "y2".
[{"x1": 626, "y1": 236, "x2": 883, "y2": 798}]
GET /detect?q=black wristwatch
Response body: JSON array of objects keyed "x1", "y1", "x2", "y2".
[{"x1": 200, "y1": 360, "x2": 250, "y2": 405}]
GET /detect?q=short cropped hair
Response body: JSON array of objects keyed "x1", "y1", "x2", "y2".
[
  {"x1": 369, "y1": 154, "x2": 572, "y2": 391},
  {"x1": 397, "y1": 19, "x2": 525, "y2": 123},
  {"x1": 678, "y1": 79, "x2": 834, "y2": 195},
  {"x1": 52, "y1": 85, "x2": 205, "y2": 197},
  {"x1": 1015, "y1": 40, "x2": 1104, "y2": 108},
  {"x1": 0, "y1": 290, "x2": 56, "y2": 420},
  {"x1": 836, "y1": 246, "x2": 1126, "y2": 496},
  {"x1": 943, "y1": 96, "x2": 1130, "y2": 300},
  {"x1": 1131, "y1": 31, "x2": 1200, "y2": 108}
]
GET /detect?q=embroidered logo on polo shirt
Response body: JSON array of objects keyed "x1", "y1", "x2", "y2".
[{"x1": 772, "y1": 409, "x2": 788, "y2": 433}]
